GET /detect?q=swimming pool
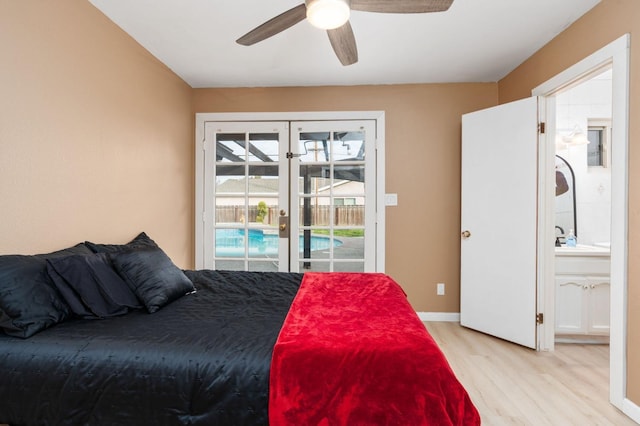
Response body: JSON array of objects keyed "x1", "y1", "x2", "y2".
[{"x1": 215, "y1": 228, "x2": 342, "y2": 257}]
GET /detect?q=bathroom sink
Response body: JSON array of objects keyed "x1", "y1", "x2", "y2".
[{"x1": 555, "y1": 244, "x2": 610, "y2": 256}]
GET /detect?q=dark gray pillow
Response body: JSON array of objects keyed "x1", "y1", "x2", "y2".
[
  {"x1": 109, "y1": 247, "x2": 195, "y2": 313},
  {"x1": 47, "y1": 253, "x2": 141, "y2": 319},
  {"x1": 0, "y1": 243, "x2": 92, "y2": 338},
  {"x1": 85, "y1": 232, "x2": 158, "y2": 254}
]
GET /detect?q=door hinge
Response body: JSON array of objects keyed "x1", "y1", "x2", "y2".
[
  {"x1": 536, "y1": 313, "x2": 544, "y2": 324},
  {"x1": 538, "y1": 122, "x2": 546, "y2": 134}
]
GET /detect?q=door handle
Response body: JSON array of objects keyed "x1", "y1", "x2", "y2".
[
  {"x1": 279, "y1": 215, "x2": 289, "y2": 238},
  {"x1": 461, "y1": 230, "x2": 471, "y2": 238}
]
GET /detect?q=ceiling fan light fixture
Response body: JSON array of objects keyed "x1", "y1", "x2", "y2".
[{"x1": 306, "y1": 0, "x2": 350, "y2": 30}]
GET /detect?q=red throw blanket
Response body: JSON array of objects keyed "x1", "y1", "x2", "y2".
[{"x1": 269, "y1": 272, "x2": 480, "y2": 425}]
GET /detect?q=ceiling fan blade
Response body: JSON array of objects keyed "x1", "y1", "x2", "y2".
[
  {"x1": 327, "y1": 21, "x2": 358, "y2": 66},
  {"x1": 350, "y1": 0, "x2": 453, "y2": 13},
  {"x1": 236, "y1": 3, "x2": 307, "y2": 46}
]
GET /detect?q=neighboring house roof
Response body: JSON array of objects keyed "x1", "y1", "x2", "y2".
[{"x1": 217, "y1": 178, "x2": 279, "y2": 193}]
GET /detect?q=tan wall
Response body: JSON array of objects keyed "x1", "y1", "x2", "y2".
[
  {"x1": 193, "y1": 84, "x2": 498, "y2": 312},
  {"x1": 497, "y1": 0, "x2": 640, "y2": 407},
  {"x1": 0, "y1": 1, "x2": 194, "y2": 267}
]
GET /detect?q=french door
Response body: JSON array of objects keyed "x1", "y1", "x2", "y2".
[{"x1": 200, "y1": 119, "x2": 377, "y2": 273}]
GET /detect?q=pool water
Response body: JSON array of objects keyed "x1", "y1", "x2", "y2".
[{"x1": 215, "y1": 228, "x2": 342, "y2": 257}]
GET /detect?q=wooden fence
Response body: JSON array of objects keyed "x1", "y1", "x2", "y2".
[{"x1": 216, "y1": 205, "x2": 364, "y2": 226}]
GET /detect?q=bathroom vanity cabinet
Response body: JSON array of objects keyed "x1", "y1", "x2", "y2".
[{"x1": 555, "y1": 247, "x2": 610, "y2": 337}]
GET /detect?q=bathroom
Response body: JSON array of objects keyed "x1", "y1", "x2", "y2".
[{"x1": 554, "y1": 67, "x2": 612, "y2": 343}]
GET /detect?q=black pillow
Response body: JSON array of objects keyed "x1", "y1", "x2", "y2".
[
  {"x1": 0, "y1": 243, "x2": 93, "y2": 338},
  {"x1": 109, "y1": 247, "x2": 195, "y2": 313},
  {"x1": 85, "y1": 232, "x2": 158, "y2": 254},
  {"x1": 46, "y1": 253, "x2": 142, "y2": 319}
]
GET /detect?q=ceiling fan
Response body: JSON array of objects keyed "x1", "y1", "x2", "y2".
[{"x1": 236, "y1": 0, "x2": 454, "y2": 66}]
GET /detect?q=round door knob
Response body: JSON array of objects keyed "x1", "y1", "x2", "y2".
[
  {"x1": 461, "y1": 230, "x2": 471, "y2": 238},
  {"x1": 279, "y1": 223, "x2": 287, "y2": 231}
]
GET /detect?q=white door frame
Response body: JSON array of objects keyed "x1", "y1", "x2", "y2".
[
  {"x1": 533, "y1": 34, "x2": 630, "y2": 415},
  {"x1": 194, "y1": 111, "x2": 386, "y2": 272}
]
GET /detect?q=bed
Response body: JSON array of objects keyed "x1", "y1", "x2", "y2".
[{"x1": 0, "y1": 233, "x2": 479, "y2": 425}]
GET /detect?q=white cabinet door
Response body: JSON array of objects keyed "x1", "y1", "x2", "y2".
[
  {"x1": 555, "y1": 274, "x2": 610, "y2": 336},
  {"x1": 588, "y1": 278, "x2": 611, "y2": 334},
  {"x1": 555, "y1": 275, "x2": 588, "y2": 334}
]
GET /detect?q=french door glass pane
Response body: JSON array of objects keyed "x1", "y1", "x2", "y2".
[
  {"x1": 334, "y1": 165, "x2": 365, "y2": 191},
  {"x1": 215, "y1": 199, "x2": 244, "y2": 225},
  {"x1": 333, "y1": 228, "x2": 365, "y2": 260},
  {"x1": 332, "y1": 131, "x2": 365, "y2": 161},
  {"x1": 332, "y1": 262, "x2": 365, "y2": 272},
  {"x1": 297, "y1": 131, "x2": 365, "y2": 163},
  {"x1": 216, "y1": 165, "x2": 245, "y2": 194},
  {"x1": 212, "y1": 260, "x2": 244, "y2": 270},
  {"x1": 248, "y1": 165, "x2": 278, "y2": 195},
  {"x1": 297, "y1": 197, "x2": 331, "y2": 226},
  {"x1": 216, "y1": 133, "x2": 247, "y2": 162},
  {"x1": 249, "y1": 261, "x2": 279, "y2": 272},
  {"x1": 247, "y1": 134, "x2": 280, "y2": 162}
]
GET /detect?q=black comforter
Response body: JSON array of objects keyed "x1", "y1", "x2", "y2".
[{"x1": 0, "y1": 270, "x2": 303, "y2": 426}]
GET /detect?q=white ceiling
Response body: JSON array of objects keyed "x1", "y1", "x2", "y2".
[{"x1": 88, "y1": 0, "x2": 601, "y2": 88}]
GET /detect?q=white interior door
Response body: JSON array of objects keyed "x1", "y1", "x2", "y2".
[{"x1": 460, "y1": 97, "x2": 539, "y2": 349}]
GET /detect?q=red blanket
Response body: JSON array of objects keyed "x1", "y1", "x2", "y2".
[{"x1": 269, "y1": 272, "x2": 480, "y2": 425}]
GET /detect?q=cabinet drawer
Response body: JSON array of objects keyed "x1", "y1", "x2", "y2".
[{"x1": 555, "y1": 255, "x2": 610, "y2": 275}]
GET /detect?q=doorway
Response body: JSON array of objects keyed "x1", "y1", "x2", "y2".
[
  {"x1": 533, "y1": 34, "x2": 629, "y2": 412},
  {"x1": 194, "y1": 111, "x2": 386, "y2": 274},
  {"x1": 552, "y1": 67, "x2": 612, "y2": 342}
]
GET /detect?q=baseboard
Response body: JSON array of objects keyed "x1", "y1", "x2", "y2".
[
  {"x1": 417, "y1": 312, "x2": 460, "y2": 322},
  {"x1": 623, "y1": 397, "x2": 640, "y2": 424}
]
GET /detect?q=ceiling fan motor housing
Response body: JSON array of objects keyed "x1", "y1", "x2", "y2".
[{"x1": 306, "y1": 0, "x2": 351, "y2": 30}]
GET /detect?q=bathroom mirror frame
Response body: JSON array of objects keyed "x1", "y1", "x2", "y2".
[{"x1": 554, "y1": 154, "x2": 577, "y2": 243}]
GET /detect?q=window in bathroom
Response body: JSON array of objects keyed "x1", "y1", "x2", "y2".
[{"x1": 587, "y1": 119, "x2": 611, "y2": 168}]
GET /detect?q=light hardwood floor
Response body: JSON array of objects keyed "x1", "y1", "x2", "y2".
[{"x1": 426, "y1": 322, "x2": 636, "y2": 425}]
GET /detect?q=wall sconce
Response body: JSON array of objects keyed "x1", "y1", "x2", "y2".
[
  {"x1": 556, "y1": 125, "x2": 591, "y2": 149},
  {"x1": 563, "y1": 125, "x2": 590, "y2": 146}
]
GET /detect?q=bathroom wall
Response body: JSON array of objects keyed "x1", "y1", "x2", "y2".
[{"x1": 555, "y1": 70, "x2": 612, "y2": 246}]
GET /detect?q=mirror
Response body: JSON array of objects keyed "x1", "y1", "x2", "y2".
[{"x1": 555, "y1": 154, "x2": 577, "y2": 245}]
